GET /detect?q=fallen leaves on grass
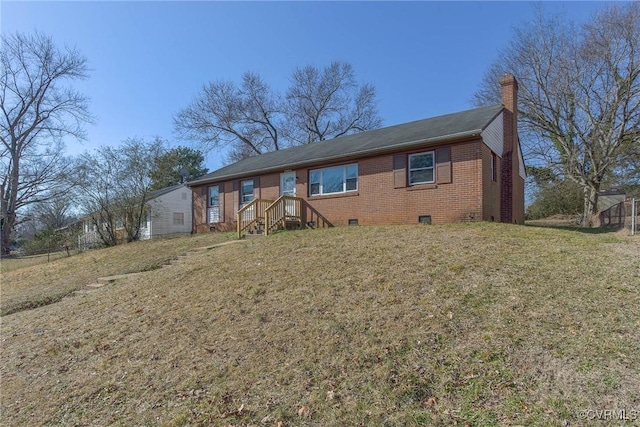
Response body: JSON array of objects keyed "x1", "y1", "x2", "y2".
[{"x1": 1, "y1": 224, "x2": 638, "y2": 426}]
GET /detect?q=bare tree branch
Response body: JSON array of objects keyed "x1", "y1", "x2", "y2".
[
  {"x1": 473, "y1": 4, "x2": 640, "y2": 226},
  {"x1": 1, "y1": 32, "x2": 92, "y2": 255},
  {"x1": 75, "y1": 138, "x2": 164, "y2": 246},
  {"x1": 174, "y1": 73, "x2": 281, "y2": 161},
  {"x1": 285, "y1": 61, "x2": 382, "y2": 144},
  {"x1": 174, "y1": 61, "x2": 382, "y2": 162}
]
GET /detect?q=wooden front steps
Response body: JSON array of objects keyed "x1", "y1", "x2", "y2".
[{"x1": 237, "y1": 196, "x2": 304, "y2": 239}]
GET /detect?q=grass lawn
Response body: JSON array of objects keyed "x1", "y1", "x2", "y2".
[
  {"x1": 1, "y1": 223, "x2": 638, "y2": 426},
  {"x1": 1, "y1": 251, "x2": 69, "y2": 273},
  {"x1": 0, "y1": 232, "x2": 235, "y2": 316}
]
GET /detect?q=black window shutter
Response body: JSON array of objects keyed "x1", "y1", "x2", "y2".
[
  {"x1": 218, "y1": 184, "x2": 224, "y2": 220},
  {"x1": 393, "y1": 154, "x2": 407, "y2": 188},
  {"x1": 252, "y1": 177, "x2": 260, "y2": 199},
  {"x1": 233, "y1": 181, "x2": 239, "y2": 209},
  {"x1": 436, "y1": 147, "x2": 452, "y2": 184}
]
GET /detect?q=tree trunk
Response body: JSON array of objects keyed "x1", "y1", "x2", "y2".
[
  {"x1": 1, "y1": 153, "x2": 21, "y2": 256},
  {"x1": 1, "y1": 212, "x2": 15, "y2": 256},
  {"x1": 581, "y1": 184, "x2": 599, "y2": 227}
]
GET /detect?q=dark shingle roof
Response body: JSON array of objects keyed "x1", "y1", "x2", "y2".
[
  {"x1": 188, "y1": 104, "x2": 503, "y2": 185},
  {"x1": 148, "y1": 184, "x2": 186, "y2": 199}
]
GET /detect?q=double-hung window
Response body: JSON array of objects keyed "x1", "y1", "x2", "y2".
[
  {"x1": 408, "y1": 152, "x2": 435, "y2": 185},
  {"x1": 208, "y1": 185, "x2": 220, "y2": 223},
  {"x1": 241, "y1": 179, "x2": 254, "y2": 205},
  {"x1": 309, "y1": 164, "x2": 358, "y2": 196}
]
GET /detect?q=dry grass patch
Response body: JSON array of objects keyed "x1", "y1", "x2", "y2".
[
  {"x1": 1, "y1": 251, "x2": 69, "y2": 273},
  {"x1": 1, "y1": 223, "x2": 638, "y2": 426},
  {"x1": 0, "y1": 232, "x2": 234, "y2": 316}
]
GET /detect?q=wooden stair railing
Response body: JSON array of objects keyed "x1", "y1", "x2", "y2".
[
  {"x1": 237, "y1": 199, "x2": 274, "y2": 239},
  {"x1": 264, "y1": 195, "x2": 303, "y2": 236}
]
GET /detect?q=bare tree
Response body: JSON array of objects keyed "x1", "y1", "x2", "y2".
[
  {"x1": 474, "y1": 4, "x2": 640, "y2": 226},
  {"x1": 285, "y1": 61, "x2": 382, "y2": 144},
  {"x1": 1, "y1": 32, "x2": 91, "y2": 255},
  {"x1": 17, "y1": 191, "x2": 81, "y2": 255},
  {"x1": 175, "y1": 72, "x2": 282, "y2": 162},
  {"x1": 31, "y1": 192, "x2": 76, "y2": 230},
  {"x1": 76, "y1": 147, "x2": 120, "y2": 246},
  {"x1": 175, "y1": 61, "x2": 382, "y2": 161},
  {"x1": 611, "y1": 128, "x2": 640, "y2": 196},
  {"x1": 76, "y1": 138, "x2": 164, "y2": 246}
]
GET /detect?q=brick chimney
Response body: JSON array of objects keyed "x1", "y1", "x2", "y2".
[{"x1": 500, "y1": 73, "x2": 519, "y2": 223}]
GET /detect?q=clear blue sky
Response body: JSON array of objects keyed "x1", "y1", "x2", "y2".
[{"x1": 3, "y1": 1, "x2": 607, "y2": 171}]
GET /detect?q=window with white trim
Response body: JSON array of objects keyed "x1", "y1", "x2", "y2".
[
  {"x1": 309, "y1": 164, "x2": 358, "y2": 196},
  {"x1": 208, "y1": 185, "x2": 220, "y2": 223},
  {"x1": 241, "y1": 179, "x2": 254, "y2": 204},
  {"x1": 408, "y1": 152, "x2": 435, "y2": 185}
]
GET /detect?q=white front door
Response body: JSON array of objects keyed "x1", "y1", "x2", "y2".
[
  {"x1": 280, "y1": 172, "x2": 296, "y2": 197},
  {"x1": 280, "y1": 172, "x2": 296, "y2": 216}
]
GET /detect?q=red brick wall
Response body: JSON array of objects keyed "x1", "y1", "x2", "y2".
[
  {"x1": 481, "y1": 143, "x2": 501, "y2": 222},
  {"x1": 310, "y1": 140, "x2": 485, "y2": 226},
  {"x1": 190, "y1": 139, "x2": 504, "y2": 231},
  {"x1": 499, "y1": 73, "x2": 525, "y2": 224},
  {"x1": 513, "y1": 171, "x2": 525, "y2": 224}
]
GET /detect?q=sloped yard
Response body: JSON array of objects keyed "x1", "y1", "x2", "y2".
[
  {"x1": 1, "y1": 223, "x2": 638, "y2": 426},
  {"x1": 0, "y1": 232, "x2": 234, "y2": 316}
]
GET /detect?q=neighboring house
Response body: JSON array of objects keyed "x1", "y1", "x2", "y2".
[
  {"x1": 78, "y1": 184, "x2": 193, "y2": 248},
  {"x1": 188, "y1": 74, "x2": 525, "y2": 237},
  {"x1": 141, "y1": 184, "x2": 193, "y2": 239},
  {"x1": 78, "y1": 216, "x2": 116, "y2": 249}
]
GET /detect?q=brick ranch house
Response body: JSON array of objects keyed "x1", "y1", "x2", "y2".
[{"x1": 187, "y1": 74, "x2": 525, "y2": 236}]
